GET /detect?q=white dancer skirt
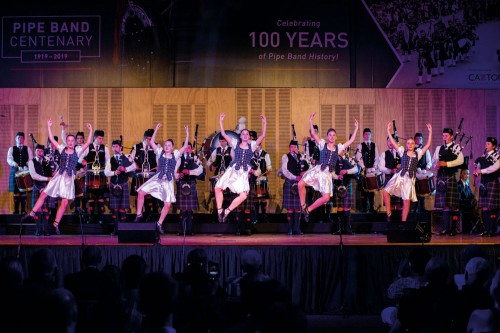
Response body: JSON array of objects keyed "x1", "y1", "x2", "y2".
[{"x1": 137, "y1": 173, "x2": 176, "y2": 203}]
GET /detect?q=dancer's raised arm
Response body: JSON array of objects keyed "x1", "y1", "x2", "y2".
[
  {"x1": 178, "y1": 125, "x2": 190, "y2": 155},
  {"x1": 219, "y1": 113, "x2": 233, "y2": 143},
  {"x1": 309, "y1": 113, "x2": 320, "y2": 143},
  {"x1": 344, "y1": 118, "x2": 359, "y2": 148},
  {"x1": 254, "y1": 115, "x2": 267, "y2": 146},
  {"x1": 150, "y1": 123, "x2": 161, "y2": 151},
  {"x1": 80, "y1": 123, "x2": 93, "y2": 152}
]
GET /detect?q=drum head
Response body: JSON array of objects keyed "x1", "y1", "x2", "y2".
[{"x1": 201, "y1": 130, "x2": 239, "y2": 160}]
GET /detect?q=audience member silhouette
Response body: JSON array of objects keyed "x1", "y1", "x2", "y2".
[
  {"x1": 138, "y1": 272, "x2": 178, "y2": 333},
  {"x1": 121, "y1": 254, "x2": 148, "y2": 333},
  {"x1": 225, "y1": 278, "x2": 307, "y2": 333},
  {"x1": 173, "y1": 248, "x2": 227, "y2": 333},
  {"x1": 397, "y1": 256, "x2": 460, "y2": 333},
  {"x1": 40, "y1": 288, "x2": 78, "y2": 333},
  {"x1": 21, "y1": 248, "x2": 60, "y2": 332},
  {"x1": 63, "y1": 245, "x2": 104, "y2": 333},
  {"x1": 90, "y1": 264, "x2": 127, "y2": 333},
  {"x1": 456, "y1": 257, "x2": 492, "y2": 332},
  {"x1": 467, "y1": 267, "x2": 500, "y2": 333},
  {"x1": 0, "y1": 256, "x2": 26, "y2": 333},
  {"x1": 381, "y1": 247, "x2": 431, "y2": 330}
]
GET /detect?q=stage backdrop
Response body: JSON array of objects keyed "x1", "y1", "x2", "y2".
[{"x1": 2, "y1": 0, "x2": 499, "y2": 88}]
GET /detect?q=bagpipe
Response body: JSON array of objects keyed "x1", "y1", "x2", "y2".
[{"x1": 192, "y1": 124, "x2": 206, "y2": 181}]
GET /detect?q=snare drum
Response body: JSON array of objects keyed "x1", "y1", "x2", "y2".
[
  {"x1": 135, "y1": 172, "x2": 152, "y2": 191},
  {"x1": 15, "y1": 170, "x2": 33, "y2": 192},
  {"x1": 85, "y1": 171, "x2": 107, "y2": 191},
  {"x1": 253, "y1": 176, "x2": 269, "y2": 198},
  {"x1": 416, "y1": 173, "x2": 436, "y2": 197},
  {"x1": 361, "y1": 172, "x2": 383, "y2": 192}
]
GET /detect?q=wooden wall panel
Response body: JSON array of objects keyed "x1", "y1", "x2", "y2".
[{"x1": 124, "y1": 88, "x2": 153, "y2": 149}]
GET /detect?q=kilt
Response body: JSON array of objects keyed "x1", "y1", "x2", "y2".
[
  {"x1": 478, "y1": 180, "x2": 500, "y2": 210},
  {"x1": 8, "y1": 168, "x2": 18, "y2": 192},
  {"x1": 109, "y1": 182, "x2": 130, "y2": 209},
  {"x1": 32, "y1": 183, "x2": 49, "y2": 209},
  {"x1": 334, "y1": 179, "x2": 354, "y2": 208},
  {"x1": 176, "y1": 180, "x2": 199, "y2": 210},
  {"x1": 282, "y1": 178, "x2": 300, "y2": 210},
  {"x1": 434, "y1": 175, "x2": 459, "y2": 209}
]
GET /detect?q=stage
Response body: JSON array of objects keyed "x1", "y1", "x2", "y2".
[{"x1": 1, "y1": 212, "x2": 499, "y2": 317}]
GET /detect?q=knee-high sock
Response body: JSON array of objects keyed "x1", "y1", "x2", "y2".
[
  {"x1": 42, "y1": 211, "x2": 50, "y2": 233},
  {"x1": 186, "y1": 211, "x2": 193, "y2": 234},
  {"x1": 345, "y1": 211, "x2": 352, "y2": 234},
  {"x1": 180, "y1": 211, "x2": 188, "y2": 233},
  {"x1": 450, "y1": 211, "x2": 459, "y2": 234},
  {"x1": 442, "y1": 210, "x2": 451, "y2": 232},
  {"x1": 482, "y1": 210, "x2": 493, "y2": 234},
  {"x1": 14, "y1": 196, "x2": 20, "y2": 214},
  {"x1": 337, "y1": 211, "x2": 344, "y2": 233},
  {"x1": 20, "y1": 194, "x2": 27, "y2": 213},
  {"x1": 287, "y1": 212, "x2": 293, "y2": 234},
  {"x1": 293, "y1": 212, "x2": 302, "y2": 234}
]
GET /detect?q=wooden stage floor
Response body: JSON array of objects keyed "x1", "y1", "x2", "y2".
[{"x1": 0, "y1": 232, "x2": 498, "y2": 247}]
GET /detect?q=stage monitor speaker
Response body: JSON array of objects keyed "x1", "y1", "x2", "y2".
[
  {"x1": 386, "y1": 222, "x2": 431, "y2": 243},
  {"x1": 118, "y1": 222, "x2": 158, "y2": 244}
]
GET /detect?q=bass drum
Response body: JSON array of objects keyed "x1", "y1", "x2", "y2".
[{"x1": 201, "y1": 130, "x2": 239, "y2": 161}]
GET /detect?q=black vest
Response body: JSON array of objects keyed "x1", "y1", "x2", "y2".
[
  {"x1": 214, "y1": 146, "x2": 232, "y2": 175},
  {"x1": 361, "y1": 142, "x2": 376, "y2": 168},
  {"x1": 32, "y1": 157, "x2": 52, "y2": 188},
  {"x1": 12, "y1": 146, "x2": 29, "y2": 168},
  {"x1": 110, "y1": 154, "x2": 133, "y2": 184},
  {"x1": 437, "y1": 144, "x2": 459, "y2": 176},
  {"x1": 178, "y1": 154, "x2": 198, "y2": 182},
  {"x1": 286, "y1": 153, "x2": 301, "y2": 177},
  {"x1": 85, "y1": 144, "x2": 106, "y2": 170},
  {"x1": 307, "y1": 139, "x2": 320, "y2": 162},
  {"x1": 416, "y1": 145, "x2": 427, "y2": 169},
  {"x1": 384, "y1": 150, "x2": 399, "y2": 169},
  {"x1": 133, "y1": 143, "x2": 158, "y2": 169}
]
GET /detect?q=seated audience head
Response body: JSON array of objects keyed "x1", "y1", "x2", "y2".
[
  {"x1": 121, "y1": 254, "x2": 147, "y2": 290},
  {"x1": 424, "y1": 256, "x2": 450, "y2": 286},
  {"x1": 42, "y1": 288, "x2": 78, "y2": 333},
  {"x1": 139, "y1": 272, "x2": 178, "y2": 322},
  {"x1": 28, "y1": 248, "x2": 58, "y2": 285},
  {"x1": 465, "y1": 257, "x2": 490, "y2": 286},
  {"x1": 81, "y1": 245, "x2": 102, "y2": 270},
  {"x1": 241, "y1": 249, "x2": 263, "y2": 274}
]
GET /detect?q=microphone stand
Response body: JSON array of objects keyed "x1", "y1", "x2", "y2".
[
  {"x1": 17, "y1": 213, "x2": 23, "y2": 259},
  {"x1": 76, "y1": 207, "x2": 86, "y2": 248}
]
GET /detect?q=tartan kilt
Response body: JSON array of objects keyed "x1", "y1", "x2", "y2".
[
  {"x1": 478, "y1": 180, "x2": 500, "y2": 210},
  {"x1": 282, "y1": 179, "x2": 301, "y2": 210},
  {"x1": 176, "y1": 180, "x2": 199, "y2": 210},
  {"x1": 109, "y1": 182, "x2": 130, "y2": 209},
  {"x1": 32, "y1": 183, "x2": 49, "y2": 209},
  {"x1": 333, "y1": 179, "x2": 354, "y2": 208},
  {"x1": 434, "y1": 175, "x2": 459, "y2": 209},
  {"x1": 8, "y1": 168, "x2": 19, "y2": 193}
]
